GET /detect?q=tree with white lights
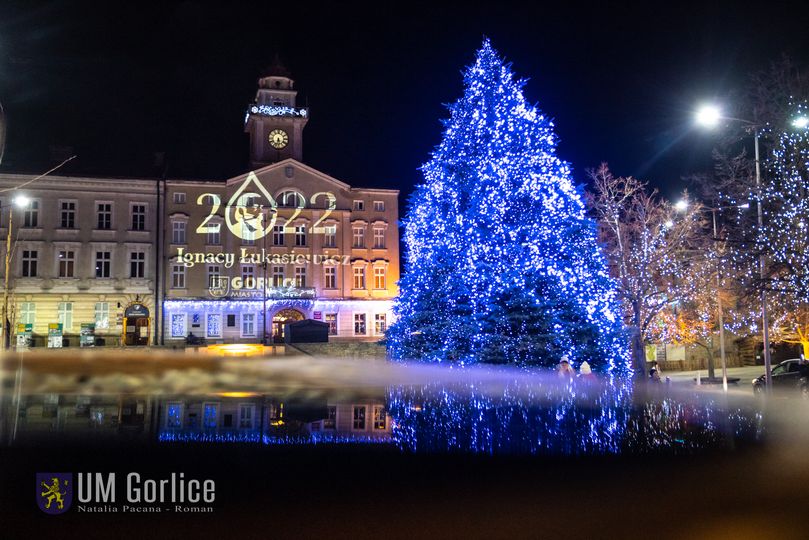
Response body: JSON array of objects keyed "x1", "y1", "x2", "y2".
[
  {"x1": 587, "y1": 165, "x2": 704, "y2": 374},
  {"x1": 388, "y1": 40, "x2": 629, "y2": 372}
]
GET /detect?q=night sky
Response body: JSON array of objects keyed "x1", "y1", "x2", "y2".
[{"x1": 1, "y1": 1, "x2": 809, "y2": 201}]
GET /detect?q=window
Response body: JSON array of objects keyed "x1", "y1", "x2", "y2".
[
  {"x1": 21, "y1": 250, "x2": 38, "y2": 277},
  {"x1": 57, "y1": 302, "x2": 73, "y2": 330},
  {"x1": 353, "y1": 406, "x2": 366, "y2": 430},
  {"x1": 324, "y1": 406, "x2": 336, "y2": 429},
  {"x1": 272, "y1": 266, "x2": 284, "y2": 287},
  {"x1": 352, "y1": 200, "x2": 364, "y2": 211},
  {"x1": 325, "y1": 313, "x2": 338, "y2": 335},
  {"x1": 374, "y1": 267, "x2": 386, "y2": 289},
  {"x1": 166, "y1": 403, "x2": 183, "y2": 428},
  {"x1": 295, "y1": 225, "x2": 306, "y2": 246},
  {"x1": 373, "y1": 201, "x2": 385, "y2": 212},
  {"x1": 203, "y1": 403, "x2": 219, "y2": 429},
  {"x1": 354, "y1": 313, "x2": 366, "y2": 335},
  {"x1": 131, "y1": 204, "x2": 146, "y2": 231},
  {"x1": 95, "y1": 251, "x2": 111, "y2": 278},
  {"x1": 279, "y1": 191, "x2": 304, "y2": 207},
  {"x1": 324, "y1": 225, "x2": 336, "y2": 247},
  {"x1": 373, "y1": 406, "x2": 386, "y2": 430},
  {"x1": 272, "y1": 225, "x2": 284, "y2": 246},
  {"x1": 206, "y1": 313, "x2": 222, "y2": 338},
  {"x1": 206, "y1": 223, "x2": 221, "y2": 245},
  {"x1": 239, "y1": 404, "x2": 255, "y2": 429},
  {"x1": 58, "y1": 250, "x2": 75, "y2": 278},
  {"x1": 241, "y1": 313, "x2": 256, "y2": 337},
  {"x1": 172, "y1": 221, "x2": 186, "y2": 244},
  {"x1": 96, "y1": 202, "x2": 112, "y2": 229},
  {"x1": 375, "y1": 313, "x2": 387, "y2": 335},
  {"x1": 129, "y1": 252, "x2": 145, "y2": 278},
  {"x1": 227, "y1": 314, "x2": 236, "y2": 327},
  {"x1": 241, "y1": 265, "x2": 255, "y2": 282},
  {"x1": 207, "y1": 265, "x2": 221, "y2": 289},
  {"x1": 170, "y1": 313, "x2": 187, "y2": 337},
  {"x1": 373, "y1": 228, "x2": 385, "y2": 249},
  {"x1": 352, "y1": 226, "x2": 365, "y2": 248},
  {"x1": 60, "y1": 201, "x2": 76, "y2": 228},
  {"x1": 353, "y1": 266, "x2": 365, "y2": 289},
  {"x1": 171, "y1": 265, "x2": 186, "y2": 288},
  {"x1": 20, "y1": 302, "x2": 35, "y2": 325},
  {"x1": 294, "y1": 267, "x2": 306, "y2": 288},
  {"x1": 324, "y1": 266, "x2": 336, "y2": 289},
  {"x1": 94, "y1": 302, "x2": 110, "y2": 329},
  {"x1": 23, "y1": 200, "x2": 39, "y2": 228},
  {"x1": 173, "y1": 192, "x2": 186, "y2": 204},
  {"x1": 242, "y1": 226, "x2": 255, "y2": 245}
]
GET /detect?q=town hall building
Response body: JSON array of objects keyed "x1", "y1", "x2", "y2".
[{"x1": 0, "y1": 65, "x2": 399, "y2": 347}]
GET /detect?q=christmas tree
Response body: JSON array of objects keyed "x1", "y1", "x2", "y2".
[{"x1": 388, "y1": 39, "x2": 629, "y2": 372}]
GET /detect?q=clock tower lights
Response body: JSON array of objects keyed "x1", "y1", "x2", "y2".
[{"x1": 244, "y1": 60, "x2": 309, "y2": 169}]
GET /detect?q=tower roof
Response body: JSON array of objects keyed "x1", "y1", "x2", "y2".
[{"x1": 262, "y1": 54, "x2": 291, "y2": 78}]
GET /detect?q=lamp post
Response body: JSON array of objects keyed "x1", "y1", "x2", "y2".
[
  {"x1": 695, "y1": 105, "x2": 773, "y2": 392},
  {"x1": 2, "y1": 194, "x2": 31, "y2": 349},
  {"x1": 677, "y1": 199, "x2": 749, "y2": 391}
]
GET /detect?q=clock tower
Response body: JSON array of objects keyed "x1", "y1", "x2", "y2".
[{"x1": 244, "y1": 59, "x2": 309, "y2": 168}]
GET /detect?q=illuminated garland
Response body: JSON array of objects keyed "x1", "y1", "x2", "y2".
[
  {"x1": 245, "y1": 104, "x2": 308, "y2": 119},
  {"x1": 387, "y1": 39, "x2": 629, "y2": 373}
]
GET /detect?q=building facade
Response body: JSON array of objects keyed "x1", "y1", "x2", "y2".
[
  {"x1": 0, "y1": 66, "x2": 399, "y2": 347},
  {"x1": 0, "y1": 175, "x2": 159, "y2": 347}
]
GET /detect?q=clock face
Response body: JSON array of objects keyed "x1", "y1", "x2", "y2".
[{"x1": 268, "y1": 129, "x2": 289, "y2": 149}]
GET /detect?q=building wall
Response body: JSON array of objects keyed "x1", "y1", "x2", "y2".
[
  {"x1": 0, "y1": 158, "x2": 400, "y2": 346},
  {"x1": 0, "y1": 174, "x2": 159, "y2": 346}
]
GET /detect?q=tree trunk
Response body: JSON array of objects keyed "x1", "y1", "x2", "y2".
[{"x1": 630, "y1": 302, "x2": 646, "y2": 377}]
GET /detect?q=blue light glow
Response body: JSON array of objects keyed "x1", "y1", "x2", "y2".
[{"x1": 387, "y1": 39, "x2": 629, "y2": 372}]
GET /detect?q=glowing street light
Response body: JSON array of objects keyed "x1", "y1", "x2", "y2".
[
  {"x1": 693, "y1": 103, "x2": 774, "y2": 393},
  {"x1": 13, "y1": 195, "x2": 30, "y2": 208},
  {"x1": 792, "y1": 116, "x2": 809, "y2": 129},
  {"x1": 695, "y1": 105, "x2": 722, "y2": 128},
  {"x1": 674, "y1": 199, "x2": 689, "y2": 212}
]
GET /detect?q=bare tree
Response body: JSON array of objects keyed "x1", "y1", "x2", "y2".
[{"x1": 587, "y1": 164, "x2": 704, "y2": 375}]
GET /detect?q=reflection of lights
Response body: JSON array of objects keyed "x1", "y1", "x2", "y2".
[
  {"x1": 217, "y1": 392, "x2": 260, "y2": 398},
  {"x1": 270, "y1": 420, "x2": 285, "y2": 426},
  {"x1": 206, "y1": 343, "x2": 266, "y2": 357}
]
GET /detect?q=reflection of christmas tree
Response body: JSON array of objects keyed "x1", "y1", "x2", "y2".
[{"x1": 388, "y1": 40, "x2": 629, "y2": 372}]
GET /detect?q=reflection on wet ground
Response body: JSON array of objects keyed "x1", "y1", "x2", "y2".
[{"x1": 0, "y1": 350, "x2": 773, "y2": 456}]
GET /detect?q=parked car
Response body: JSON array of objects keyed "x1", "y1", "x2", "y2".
[{"x1": 752, "y1": 359, "x2": 809, "y2": 398}]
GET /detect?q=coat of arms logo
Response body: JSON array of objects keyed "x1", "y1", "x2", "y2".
[
  {"x1": 208, "y1": 275, "x2": 231, "y2": 298},
  {"x1": 36, "y1": 473, "x2": 73, "y2": 514}
]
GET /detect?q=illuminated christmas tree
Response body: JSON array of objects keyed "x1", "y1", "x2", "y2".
[{"x1": 388, "y1": 40, "x2": 629, "y2": 372}]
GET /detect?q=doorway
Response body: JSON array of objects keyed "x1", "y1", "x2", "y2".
[
  {"x1": 271, "y1": 309, "x2": 304, "y2": 343},
  {"x1": 123, "y1": 303, "x2": 151, "y2": 346}
]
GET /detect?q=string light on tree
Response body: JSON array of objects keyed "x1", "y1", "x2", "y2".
[{"x1": 387, "y1": 39, "x2": 629, "y2": 373}]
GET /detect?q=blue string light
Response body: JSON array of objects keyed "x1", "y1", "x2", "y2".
[{"x1": 387, "y1": 39, "x2": 629, "y2": 373}]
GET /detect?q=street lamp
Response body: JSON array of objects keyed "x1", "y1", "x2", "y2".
[
  {"x1": 694, "y1": 105, "x2": 774, "y2": 393},
  {"x1": 695, "y1": 105, "x2": 722, "y2": 128},
  {"x1": 676, "y1": 199, "x2": 749, "y2": 391},
  {"x1": 2, "y1": 194, "x2": 31, "y2": 349},
  {"x1": 792, "y1": 116, "x2": 809, "y2": 129}
]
